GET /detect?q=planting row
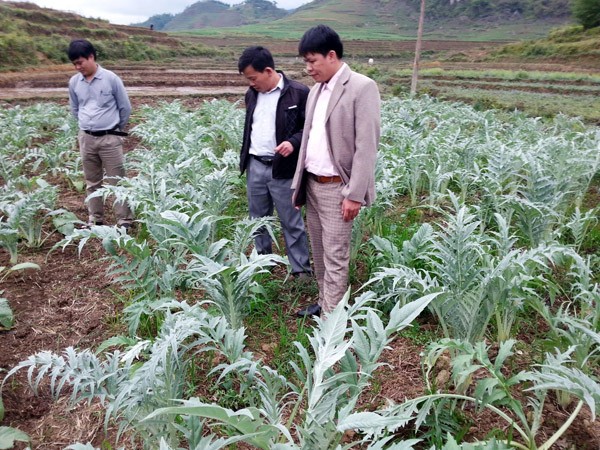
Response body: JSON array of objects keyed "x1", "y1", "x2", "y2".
[{"x1": 0, "y1": 97, "x2": 599, "y2": 449}]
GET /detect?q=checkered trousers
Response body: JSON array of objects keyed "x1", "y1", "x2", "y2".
[{"x1": 305, "y1": 178, "x2": 354, "y2": 313}]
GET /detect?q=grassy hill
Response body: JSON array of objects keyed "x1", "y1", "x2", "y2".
[
  {"x1": 166, "y1": 1, "x2": 245, "y2": 30},
  {"x1": 135, "y1": 0, "x2": 289, "y2": 31},
  {"x1": 0, "y1": 1, "x2": 222, "y2": 70},
  {"x1": 172, "y1": 0, "x2": 572, "y2": 40},
  {"x1": 492, "y1": 24, "x2": 600, "y2": 65},
  {"x1": 406, "y1": 0, "x2": 571, "y2": 21},
  {"x1": 0, "y1": 0, "x2": 589, "y2": 74}
]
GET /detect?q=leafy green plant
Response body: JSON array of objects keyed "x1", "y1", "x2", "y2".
[
  {"x1": 0, "y1": 385, "x2": 30, "y2": 449},
  {"x1": 0, "y1": 298, "x2": 13, "y2": 331},
  {"x1": 184, "y1": 217, "x2": 285, "y2": 330},
  {"x1": 560, "y1": 206, "x2": 599, "y2": 252},
  {"x1": 4, "y1": 94, "x2": 600, "y2": 450},
  {"x1": 54, "y1": 223, "x2": 181, "y2": 335},
  {"x1": 0, "y1": 425, "x2": 30, "y2": 450},
  {"x1": 0, "y1": 227, "x2": 19, "y2": 265},
  {"x1": 352, "y1": 339, "x2": 598, "y2": 450},
  {"x1": 54, "y1": 212, "x2": 281, "y2": 333},
  {"x1": 368, "y1": 197, "x2": 575, "y2": 343},
  {"x1": 0, "y1": 179, "x2": 78, "y2": 258},
  {"x1": 0, "y1": 104, "x2": 74, "y2": 184},
  {"x1": 143, "y1": 292, "x2": 439, "y2": 449},
  {"x1": 379, "y1": 97, "x2": 600, "y2": 232},
  {"x1": 195, "y1": 99, "x2": 243, "y2": 155},
  {"x1": 526, "y1": 254, "x2": 600, "y2": 408},
  {"x1": 2, "y1": 301, "x2": 243, "y2": 449},
  {"x1": 0, "y1": 262, "x2": 40, "y2": 330},
  {"x1": 3, "y1": 290, "x2": 437, "y2": 450}
]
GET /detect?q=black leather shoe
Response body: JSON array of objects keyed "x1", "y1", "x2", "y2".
[
  {"x1": 118, "y1": 223, "x2": 132, "y2": 233},
  {"x1": 79, "y1": 220, "x2": 103, "y2": 229},
  {"x1": 292, "y1": 272, "x2": 312, "y2": 280},
  {"x1": 296, "y1": 303, "x2": 321, "y2": 318}
]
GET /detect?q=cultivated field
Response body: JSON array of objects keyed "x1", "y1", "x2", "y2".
[
  {"x1": 1, "y1": 37, "x2": 599, "y2": 450},
  {"x1": 2, "y1": 37, "x2": 599, "y2": 122}
]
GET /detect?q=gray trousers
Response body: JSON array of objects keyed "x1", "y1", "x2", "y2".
[
  {"x1": 246, "y1": 157, "x2": 311, "y2": 275},
  {"x1": 78, "y1": 131, "x2": 133, "y2": 225},
  {"x1": 306, "y1": 178, "x2": 353, "y2": 313}
]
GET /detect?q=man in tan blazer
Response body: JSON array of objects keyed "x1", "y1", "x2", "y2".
[{"x1": 292, "y1": 25, "x2": 381, "y2": 317}]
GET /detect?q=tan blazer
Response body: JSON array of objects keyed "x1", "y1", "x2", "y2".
[{"x1": 292, "y1": 64, "x2": 381, "y2": 207}]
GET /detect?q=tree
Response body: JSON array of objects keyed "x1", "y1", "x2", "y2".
[{"x1": 572, "y1": 0, "x2": 600, "y2": 29}]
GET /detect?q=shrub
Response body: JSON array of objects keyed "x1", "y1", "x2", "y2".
[
  {"x1": 572, "y1": 0, "x2": 600, "y2": 29},
  {"x1": 0, "y1": 33, "x2": 37, "y2": 68}
]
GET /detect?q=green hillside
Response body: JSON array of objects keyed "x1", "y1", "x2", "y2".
[
  {"x1": 0, "y1": 0, "x2": 589, "y2": 73},
  {"x1": 0, "y1": 1, "x2": 221, "y2": 70},
  {"x1": 166, "y1": 1, "x2": 244, "y2": 30},
  {"x1": 406, "y1": 0, "x2": 571, "y2": 21},
  {"x1": 492, "y1": 24, "x2": 600, "y2": 64},
  {"x1": 135, "y1": 0, "x2": 289, "y2": 31},
  {"x1": 270, "y1": 0, "x2": 416, "y2": 37},
  {"x1": 171, "y1": 0, "x2": 572, "y2": 40}
]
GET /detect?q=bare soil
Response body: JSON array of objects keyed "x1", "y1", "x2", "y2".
[
  {"x1": 1, "y1": 49, "x2": 599, "y2": 448},
  {"x1": 0, "y1": 180, "x2": 123, "y2": 448}
]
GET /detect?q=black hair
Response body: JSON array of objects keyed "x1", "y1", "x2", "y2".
[
  {"x1": 238, "y1": 46, "x2": 275, "y2": 73},
  {"x1": 67, "y1": 39, "x2": 97, "y2": 61},
  {"x1": 298, "y1": 25, "x2": 343, "y2": 59}
]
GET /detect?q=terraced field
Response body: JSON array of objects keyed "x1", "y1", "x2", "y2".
[
  {"x1": 387, "y1": 65, "x2": 600, "y2": 122},
  {"x1": 1, "y1": 37, "x2": 599, "y2": 123},
  {"x1": 0, "y1": 61, "x2": 248, "y2": 103}
]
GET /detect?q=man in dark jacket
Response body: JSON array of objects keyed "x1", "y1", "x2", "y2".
[{"x1": 239, "y1": 46, "x2": 311, "y2": 277}]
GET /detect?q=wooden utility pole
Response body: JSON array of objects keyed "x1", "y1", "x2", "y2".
[{"x1": 410, "y1": 0, "x2": 426, "y2": 96}]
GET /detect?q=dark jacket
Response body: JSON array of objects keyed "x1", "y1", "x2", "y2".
[{"x1": 240, "y1": 71, "x2": 309, "y2": 179}]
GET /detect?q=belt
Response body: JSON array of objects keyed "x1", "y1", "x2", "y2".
[
  {"x1": 307, "y1": 172, "x2": 342, "y2": 184},
  {"x1": 252, "y1": 154, "x2": 274, "y2": 165},
  {"x1": 83, "y1": 128, "x2": 128, "y2": 137}
]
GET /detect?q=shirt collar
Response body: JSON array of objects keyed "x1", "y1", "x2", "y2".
[
  {"x1": 323, "y1": 62, "x2": 346, "y2": 91},
  {"x1": 268, "y1": 73, "x2": 284, "y2": 94},
  {"x1": 79, "y1": 63, "x2": 103, "y2": 82}
]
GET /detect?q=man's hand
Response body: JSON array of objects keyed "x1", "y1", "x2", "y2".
[
  {"x1": 342, "y1": 198, "x2": 361, "y2": 222},
  {"x1": 275, "y1": 141, "x2": 293, "y2": 157}
]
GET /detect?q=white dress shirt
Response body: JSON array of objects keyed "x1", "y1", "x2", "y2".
[
  {"x1": 305, "y1": 63, "x2": 347, "y2": 176},
  {"x1": 249, "y1": 75, "x2": 283, "y2": 157}
]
